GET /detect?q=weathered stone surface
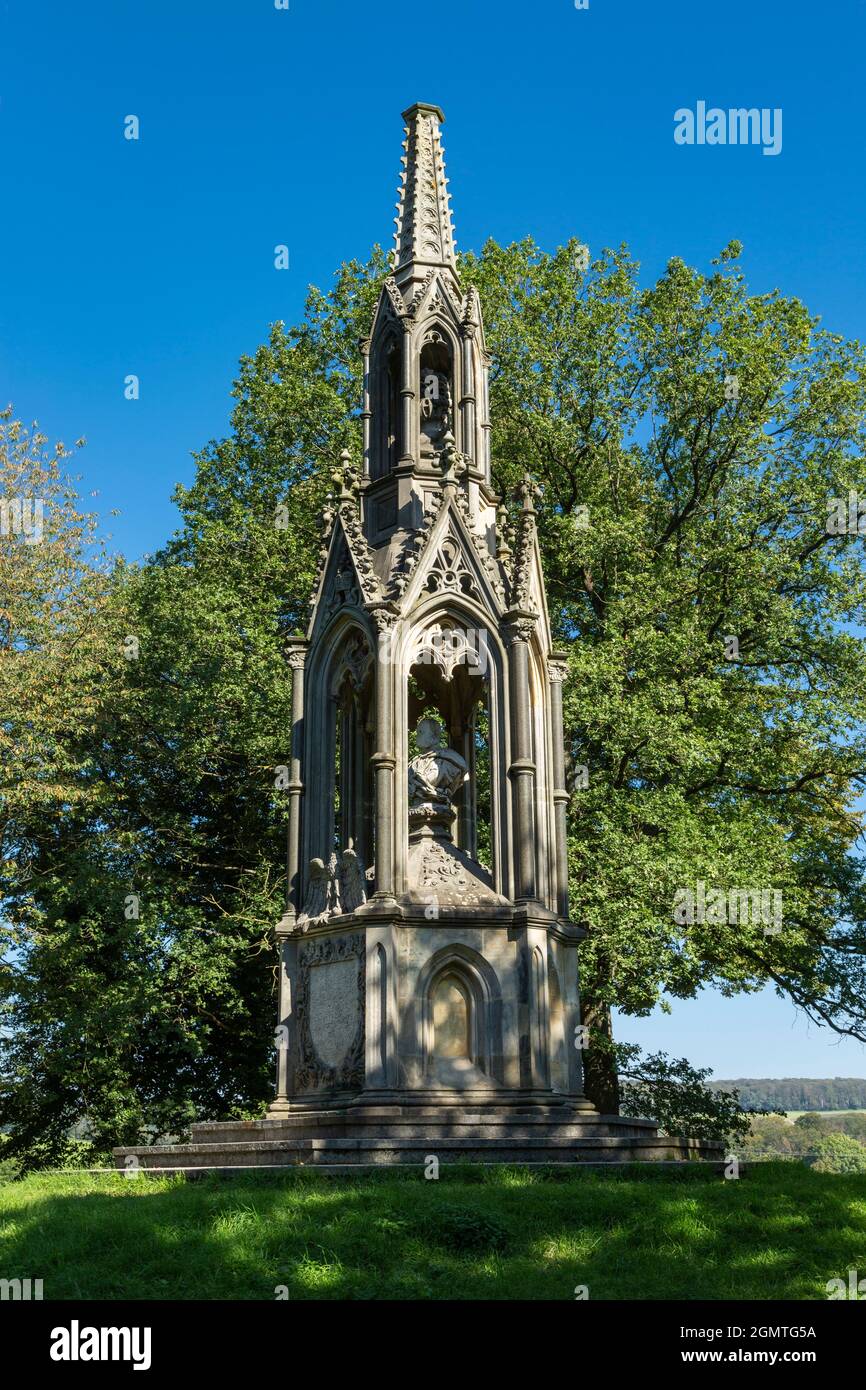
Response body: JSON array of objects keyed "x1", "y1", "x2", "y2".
[
  {"x1": 115, "y1": 1114, "x2": 726, "y2": 1171},
  {"x1": 308, "y1": 960, "x2": 358, "y2": 1069}
]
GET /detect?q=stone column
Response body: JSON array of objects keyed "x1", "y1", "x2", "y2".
[
  {"x1": 284, "y1": 639, "x2": 307, "y2": 926},
  {"x1": 360, "y1": 338, "x2": 372, "y2": 476},
  {"x1": 548, "y1": 652, "x2": 571, "y2": 920},
  {"x1": 271, "y1": 638, "x2": 306, "y2": 1111},
  {"x1": 460, "y1": 327, "x2": 476, "y2": 465},
  {"x1": 562, "y1": 941, "x2": 586, "y2": 1097},
  {"x1": 505, "y1": 614, "x2": 538, "y2": 902},
  {"x1": 371, "y1": 612, "x2": 397, "y2": 899},
  {"x1": 480, "y1": 351, "x2": 492, "y2": 479},
  {"x1": 529, "y1": 929, "x2": 551, "y2": 1090},
  {"x1": 461, "y1": 717, "x2": 477, "y2": 859},
  {"x1": 399, "y1": 326, "x2": 415, "y2": 466},
  {"x1": 515, "y1": 926, "x2": 551, "y2": 1092}
]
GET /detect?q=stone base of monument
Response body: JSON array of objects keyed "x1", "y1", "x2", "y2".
[{"x1": 114, "y1": 1101, "x2": 725, "y2": 1171}]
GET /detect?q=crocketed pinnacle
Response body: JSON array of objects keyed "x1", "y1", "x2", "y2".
[{"x1": 392, "y1": 102, "x2": 458, "y2": 294}]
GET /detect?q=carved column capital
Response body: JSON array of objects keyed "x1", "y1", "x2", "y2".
[
  {"x1": 286, "y1": 637, "x2": 308, "y2": 670},
  {"x1": 548, "y1": 655, "x2": 569, "y2": 684},
  {"x1": 503, "y1": 613, "x2": 537, "y2": 647}
]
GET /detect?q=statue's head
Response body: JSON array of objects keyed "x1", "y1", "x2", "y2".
[{"x1": 416, "y1": 716, "x2": 445, "y2": 752}]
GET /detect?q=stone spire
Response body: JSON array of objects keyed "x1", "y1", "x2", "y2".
[{"x1": 392, "y1": 102, "x2": 458, "y2": 297}]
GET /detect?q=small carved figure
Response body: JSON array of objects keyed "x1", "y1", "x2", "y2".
[
  {"x1": 420, "y1": 369, "x2": 452, "y2": 451},
  {"x1": 338, "y1": 844, "x2": 367, "y2": 914},
  {"x1": 297, "y1": 857, "x2": 331, "y2": 927},
  {"x1": 298, "y1": 852, "x2": 342, "y2": 927},
  {"x1": 326, "y1": 852, "x2": 342, "y2": 915}
]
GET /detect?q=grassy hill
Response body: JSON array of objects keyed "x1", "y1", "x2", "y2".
[{"x1": 1, "y1": 1164, "x2": 864, "y2": 1300}]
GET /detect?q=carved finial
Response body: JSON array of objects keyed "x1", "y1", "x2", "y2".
[
  {"x1": 337, "y1": 448, "x2": 358, "y2": 502},
  {"x1": 496, "y1": 503, "x2": 512, "y2": 560},
  {"x1": 439, "y1": 430, "x2": 466, "y2": 485},
  {"x1": 517, "y1": 475, "x2": 541, "y2": 514},
  {"x1": 509, "y1": 478, "x2": 542, "y2": 610},
  {"x1": 322, "y1": 475, "x2": 337, "y2": 523}
]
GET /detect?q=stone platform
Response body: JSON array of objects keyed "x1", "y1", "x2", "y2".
[{"x1": 114, "y1": 1100, "x2": 725, "y2": 1171}]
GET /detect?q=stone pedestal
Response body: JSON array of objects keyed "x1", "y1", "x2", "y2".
[{"x1": 114, "y1": 905, "x2": 724, "y2": 1171}]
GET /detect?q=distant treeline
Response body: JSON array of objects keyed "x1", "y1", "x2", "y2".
[{"x1": 710, "y1": 1078, "x2": 866, "y2": 1112}]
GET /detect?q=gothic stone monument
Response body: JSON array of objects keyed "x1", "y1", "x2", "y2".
[{"x1": 116, "y1": 104, "x2": 722, "y2": 1169}]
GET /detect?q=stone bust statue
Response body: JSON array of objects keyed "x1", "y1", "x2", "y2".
[
  {"x1": 408, "y1": 717, "x2": 467, "y2": 833},
  {"x1": 420, "y1": 369, "x2": 452, "y2": 453}
]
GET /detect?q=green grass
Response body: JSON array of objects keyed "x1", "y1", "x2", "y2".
[{"x1": 1, "y1": 1163, "x2": 864, "y2": 1300}]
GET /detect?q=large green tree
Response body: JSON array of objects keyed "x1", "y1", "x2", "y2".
[
  {"x1": 3, "y1": 237, "x2": 866, "y2": 1160},
  {"x1": 464, "y1": 238, "x2": 866, "y2": 1108}
]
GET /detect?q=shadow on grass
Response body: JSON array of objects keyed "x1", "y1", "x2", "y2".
[{"x1": 0, "y1": 1164, "x2": 864, "y2": 1300}]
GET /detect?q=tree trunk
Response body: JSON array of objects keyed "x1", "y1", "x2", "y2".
[{"x1": 580, "y1": 997, "x2": 621, "y2": 1114}]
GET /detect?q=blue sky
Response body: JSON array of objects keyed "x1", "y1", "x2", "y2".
[{"x1": 2, "y1": 0, "x2": 865, "y2": 1079}]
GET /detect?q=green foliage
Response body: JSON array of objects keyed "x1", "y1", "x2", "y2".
[
  {"x1": 740, "y1": 1110, "x2": 866, "y2": 1164},
  {"x1": 795, "y1": 1112, "x2": 825, "y2": 1133},
  {"x1": 0, "y1": 410, "x2": 127, "y2": 835},
  {"x1": 813, "y1": 1112, "x2": 866, "y2": 1141},
  {"x1": 461, "y1": 239, "x2": 866, "y2": 1046},
  {"x1": 739, "y1": 1114, "x2": 811, "y2": 1160},
  {"x1": 741, "y1": 1111, "x2": 866, "y2": 1161},
  {"x1": 809, "y1": 1132, "x2": 866, "y2": 1174},
  {"x1": 616, "y1": 1044, "x2": 763, "y2": 1143},
  {"x1": 3, "y1": 234, "x2": 866, "y2": 1158},
  {"x1": 0, "y1": 1134, "x2": 18, "y2": 1183}
]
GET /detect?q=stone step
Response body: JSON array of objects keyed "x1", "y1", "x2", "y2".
[
  {"x1": 115, "y1": 1132, "x2": 725, "y2": 1171},
  {"x1": 189, "y1": 1120, "x2": 658, "y2": 1144}
]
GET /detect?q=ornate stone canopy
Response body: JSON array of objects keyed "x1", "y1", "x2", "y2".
[
  {"x1": 273, "y1": 101, "x2": 580, "y2": 1110},
  {"x1": 114, "y1": 104, "x2": 725, "y2": 1172}
]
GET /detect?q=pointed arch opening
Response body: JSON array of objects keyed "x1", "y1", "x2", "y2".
[
  {"x1": 432, "y1": 973, "x2": 471, "y2": 1059},
  {"x1": 398, "y1": 594, "x2": 511, "y2": 898},
  {"x1": 302, "y1": 617, "x2": 376, "y2": 882},
  {"x1": 416, "y1": 945, "x2": 504, "y2": 1088},
  {"x1": 371, "y1": 332, "x2": 401, "y2": 480},
  {"x1": 407, "y1": 617, "x2": 492, "y2": 870},
  {"x1": 419, "y1": 327, "x2": 455, "y2": 463}
]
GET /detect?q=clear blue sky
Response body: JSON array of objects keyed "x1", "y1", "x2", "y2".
[{"x1": 2, "y1": 0, "x2": 865, "y2": 1079}]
